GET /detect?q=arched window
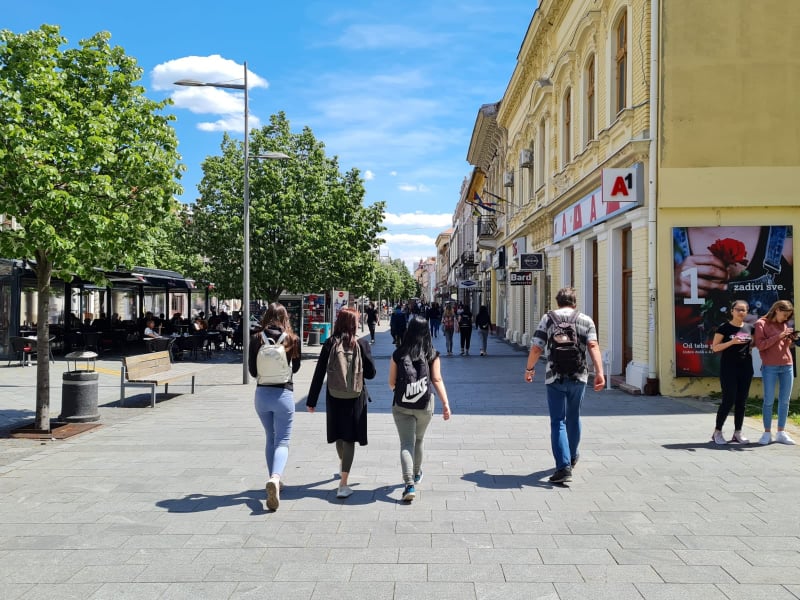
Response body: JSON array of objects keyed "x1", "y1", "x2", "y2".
[
  {"x1": 584, "y1": 54, "x2": 596, "y2": 144},
  {"x1": 537, "y1": 119, "x2": 546, "y2": 187},
  {"x1": 614, "y1": 11, "x2": 628, "y2": 115},
  {"x1": 562, "y1": 88, "x2": 572, "y2": 166}
]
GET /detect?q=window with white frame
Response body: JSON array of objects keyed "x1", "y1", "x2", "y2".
[
  {"x1": 537, "y1": 119, "x2": 546, "y2": 188},
  {"x1": 562, "y1": 88, "x2": 572, "y2": 167},
  {"x1": 584, "y1": 54, "x2": 596, "y2": 145},
  {"x1": 613, "y1": 10, "x2": 628, "y2": 116}
]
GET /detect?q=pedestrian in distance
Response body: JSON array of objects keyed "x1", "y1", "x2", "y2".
[
  {"x1": 248, "y1": 302, "x2": 302, "y2": 511},
  {"x1": 442, "y1": 303, "x2": 456, "y2": 355},
  {"x1": 709, "y1": 299, "x2": 754, "y2": 445},
  {"x1": 524, "y1": 287, "x2": 605, "y2": 484},
  {"x1": 753, "y1": 299, "x2": 797, "y2": 445},
  {"x1": 365, "y1": 301, "x2": 379, "y2": 344},
  {"x1": 307, "y1": 308, "x2": 377, "y2": 498},
  {"x1": 475, "y1": 305, "x2": 491, "y2": 356},
  {"x1": 389, "y1": 315, "x2": 451, "y2": 502},
  {"x1": 390, "y1": 304, "x2": 407, "y2": 346},
  {"x1": 457, "y1": 302, "x2": 473, "y2": 355}
]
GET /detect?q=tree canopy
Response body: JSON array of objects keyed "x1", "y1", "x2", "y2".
[
  {"x1": 0, "y1": 25, "x2": 183, "y2": 428},
  {"x1": 193, "y1": 112, "x2": 385, "y2": 303}
]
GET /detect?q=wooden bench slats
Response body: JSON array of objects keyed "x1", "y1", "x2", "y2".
[{"x1": 120, "y1": 351, "x2": 208, "y2": 407}]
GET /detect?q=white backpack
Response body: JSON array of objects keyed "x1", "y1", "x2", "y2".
[{"x1": 256, "y1": 331, "x2": 292, "y2": 385}]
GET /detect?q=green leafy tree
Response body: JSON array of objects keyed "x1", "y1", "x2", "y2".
[
  {"x1": 0, "y1": 25, "x2": 183, "y2": 429},
  {"x1": 195, "y1": 112, "x2": 385, "y2": 303}
]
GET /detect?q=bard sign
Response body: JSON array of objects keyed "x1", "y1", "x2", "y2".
[{"x1": 509, "y1": 271, "x2": 533, "y2": 286}]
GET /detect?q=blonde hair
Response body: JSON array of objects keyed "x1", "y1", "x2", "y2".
[{"x1": 764, "y1": 299, "x2": 794, "y2": 322}]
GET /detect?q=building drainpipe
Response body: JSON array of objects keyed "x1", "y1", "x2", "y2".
[{"x1": 645, "y1": 0, "x2": 661, "y2": 395}]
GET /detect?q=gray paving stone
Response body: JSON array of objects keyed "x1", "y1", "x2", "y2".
[
  {"x1": 652, "y1": 565, "x2": 737, "y2": 584},
  {"x1": 473, "y1": 582, "x2": 558, "y2": 600},
  {"x1": 394, "y1": 581, "x2": 476, "y2": 600},
  {"x1": 2, "y1": 330, "x2": 799, "y2": 596},
  {"x1": 634, "y1": 583, "x2": 729, "y2": 599},
  {"x1": 16, "y1": 583, "x2": 102, "y2": 599},
  {"x1": 714, "y1": 584, "x2": 800, "y2": 599},
  {"x1": 309, "y1": 582, "x2": 395, "y2": 600},
  {"x1": 554, "y1": 582, "x2": 645, "y2": 599},
  {"x1": 160, "y1": 582, "x2": 238, "y2": 599},
  {"x1": 88, "y1": 582, "x2": 170, "y2": 599}
]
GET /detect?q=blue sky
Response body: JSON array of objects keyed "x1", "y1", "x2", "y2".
[{"x1": 5, "y1": 1, "x2": 535, "y2": 270}]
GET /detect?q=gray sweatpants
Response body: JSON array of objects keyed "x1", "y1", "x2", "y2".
[{"x1": 392, "y1": 403, "x2": 434, "y2": 485}]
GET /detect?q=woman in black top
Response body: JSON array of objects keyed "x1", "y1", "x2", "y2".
[
  {"x1": 457, "y1": 303, "x2": 473, "y2": 355},
  {"x1": 475, "y1": 305, "x2": 491, "y2": 356},
  {"x1": 709, "y1": 300, "x2": 753, "y2": 445},
  {"x1": 248, "y1": 303, "x2": 302, "y2": 511},
  {"x1": 307, "y1": 308, "x2": 376, "y2": 499}
]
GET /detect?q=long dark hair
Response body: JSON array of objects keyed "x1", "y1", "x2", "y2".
[
  {"x1": 332, "y1": 308, "x2": 358, "y2": 349},
  {"x1": 261, "y1": 302, "x2": 299, "y2": 359},
  {"x1": 397, "y1": 315, "x2": 435, "y2": 363}
]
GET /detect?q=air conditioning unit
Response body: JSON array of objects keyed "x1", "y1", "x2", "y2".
[
  {"x1": 503, "y1": 171, "x2": 514, "y2": 187},
  {"x1": 519, "y1": 149, "x2": 533, "y2": 168}
]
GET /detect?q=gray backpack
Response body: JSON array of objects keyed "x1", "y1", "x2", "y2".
[{"x1": 326, "y1": 337, "x2": 363, "y2": 399}]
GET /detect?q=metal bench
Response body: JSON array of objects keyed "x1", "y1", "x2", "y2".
[{"x1": 120, "y1": 351, "x2": 208, "y2": 407}]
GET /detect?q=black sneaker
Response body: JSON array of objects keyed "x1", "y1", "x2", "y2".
[
  {"x1": 570, "y1": 455, "x2": 579, "y2": 469},
  {"x1": 548, "y1": 467, "x2": 573, "y2": 483}
]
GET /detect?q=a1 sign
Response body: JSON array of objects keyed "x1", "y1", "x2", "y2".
[{"x1": 602, "y1": 164, "x2": 642, "y2": 205}]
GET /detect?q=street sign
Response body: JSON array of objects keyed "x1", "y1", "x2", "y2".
[
  {"x1": 519, "y1": 253, "x2": 544, "y2": 271},
  {"x1": 509, "y1": 271, "x2": 533, "y2": 286}
]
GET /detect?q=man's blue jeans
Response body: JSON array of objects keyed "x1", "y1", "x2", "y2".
[
  {"x1": 761, "y1": 364, "x2": 794, "y2": 430},
  {"x1": 546, "y1": 379, "x2": 586, "y2": 470}
]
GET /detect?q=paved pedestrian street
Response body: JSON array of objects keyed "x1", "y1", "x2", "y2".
[{"x1": 1, "y1": 323, "x2": 799, "y2": 599}]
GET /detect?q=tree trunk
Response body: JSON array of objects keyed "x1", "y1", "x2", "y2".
[{"x1": 34, "y1": 256, "x2": 53, "y2": 431}]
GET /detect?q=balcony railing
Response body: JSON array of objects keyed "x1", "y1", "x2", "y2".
[
  {"x1": 477, "y1": 216, "x2": 496, "y2": 237},
  {"x1": 460, "y1": 251, "x2": 476, "y2": 265}
]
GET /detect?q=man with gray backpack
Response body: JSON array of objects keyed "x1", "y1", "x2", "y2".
[{"x1": 523, "y1": 287, "x2": 605, "y2": 484}]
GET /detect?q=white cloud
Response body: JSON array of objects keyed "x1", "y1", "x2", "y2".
[
  {"x1": 152, "y1": 55, "x2": 268, "y2": 134},
  {"x1": 390, "y1": 171, "x2": 398, "y2": 177},
  {"x1": 151, "y1": 55, "x2": 268, "y2": 91},
  {"x1": 363, "y1": 170, "x2": 374, "y2": 181},
  {"x1": 334, "y1": 24, "x2": 447, "y2": 50},
  {"x1": 384, "y1": 212, "x2": 452, "y2": 228},
  {"x1": 383, "y1": 233, "x2": 437, "y2": 246}
]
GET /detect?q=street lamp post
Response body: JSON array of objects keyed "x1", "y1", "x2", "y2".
[{"x1": 175, "y1": 63, "x2": 287, "y2": 384}]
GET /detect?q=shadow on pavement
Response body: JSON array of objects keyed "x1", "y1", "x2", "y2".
[
  {"x1": 462, "y1": 468, "x2": 559, "y2": 490},
  {"x1": 662, "y1": 441, "x2": 757, "y2": 452}
]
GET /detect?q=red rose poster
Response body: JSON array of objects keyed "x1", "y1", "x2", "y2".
[{"x1": 673, "y1": 226, "x2": 794, "y2": 377}]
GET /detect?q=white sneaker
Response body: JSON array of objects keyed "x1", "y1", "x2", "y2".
[
  {"x1": 775, "y1": 431, "x2": 796, "y2": 445},
  {"x1": 731, "y1": 431, "x2": 749, "y2": 444},
  {"x1": 266, "y1": 476, "x2": 280, "y2": 511},
  {"x1": 336, "y1": 485, "x2": 353, "y2": 498},
  {"x1": 758, "y1": 432, "x2": 773, "y2": 445},
  {"x1": 711, "y1": 430, "x2": 727, "y2": 445}
]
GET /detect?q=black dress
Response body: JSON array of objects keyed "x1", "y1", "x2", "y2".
[{"x1": 306, "y1": 336, "x2": 376, "y2": 445}]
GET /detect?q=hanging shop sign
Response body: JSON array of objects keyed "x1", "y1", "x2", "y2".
[
  {"x1": 509, "y1": 271, "x2": 533, "y2": 286},
  {"x1": 519, "y1": 253, "x2": 544, "y2": 271},
  {"x1": 459, "y1": 279, "x2": 478, "y2": 289}
]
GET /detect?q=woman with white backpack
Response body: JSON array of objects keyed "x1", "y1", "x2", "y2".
[{"x1": 248, "y1": 302, "x2": 302, "y2": 511}]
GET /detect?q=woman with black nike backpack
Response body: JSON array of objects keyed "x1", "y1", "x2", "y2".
[{"x1": 389, "y1": 315, "x2": 451, "y2": 502}]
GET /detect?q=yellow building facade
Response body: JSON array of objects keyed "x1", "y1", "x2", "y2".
[
  {"x1": 469, "y1": 0, "x2": 798, "y2": 397},
  {"x1": 657, "y1": 1, "x2": 800, "y2": 397},
  {"x1": 495, "y1": 0, "x2": 654, "y2": 392}
]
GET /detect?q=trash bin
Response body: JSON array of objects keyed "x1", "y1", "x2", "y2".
[
  {"x1": 306, "y1": 330, "x2": 321, "y2": 346},
  {"x1": 312, "y1": 322, "x2": 332, "y2": 344},
  {"x1": 59, "y1": 351, "x2": 100, "y2": 423}
]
